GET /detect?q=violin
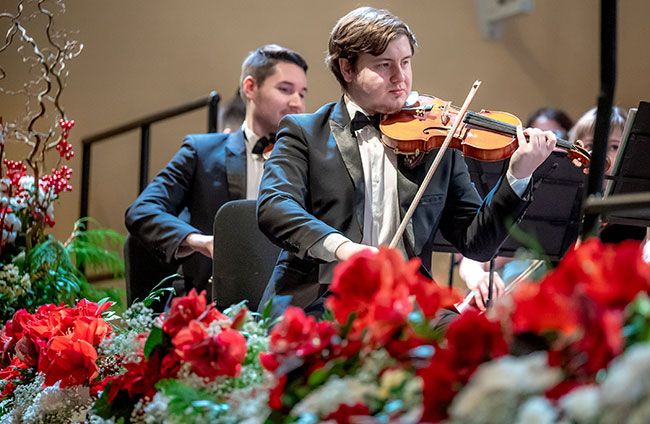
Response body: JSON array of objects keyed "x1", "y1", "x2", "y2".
[{"x1": 379, "y1": 93, "x2": 591, "y2": 169}]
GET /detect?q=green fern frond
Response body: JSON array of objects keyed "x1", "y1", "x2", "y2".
[{"x1": 66, "y1": 224, "x2": 126, "y2": 277}]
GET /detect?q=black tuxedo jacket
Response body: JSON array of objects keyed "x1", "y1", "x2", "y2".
[
  {"x1": 257, "y1": 98, "x2": 532, "y2": 309},
  {"x1": 125, "y1": 131, "x2": 247, "y2": 291}
]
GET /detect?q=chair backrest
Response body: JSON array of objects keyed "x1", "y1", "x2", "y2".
[
  {"x1": 212, "y1": 199, "x2": 280, "y2": 311},
  {"x1": 124, "y1": 234, "x2": 179, "y2": 311}
]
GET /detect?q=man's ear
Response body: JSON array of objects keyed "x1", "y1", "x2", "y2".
[
  {"x1": 241, "y1": 75, "x2": 257, "y2": 100},
  {"x1": 339, "y1": 58, "x2": 354, "y2": 83}
]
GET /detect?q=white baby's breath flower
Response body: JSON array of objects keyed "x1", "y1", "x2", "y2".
[
  {"x1": 292, "y1": 376, "x2": 374, "y2": 418},
  {"x1": 449, "y1": 352, "x2": 562, "y2": 424},
  {"x1": 559, "y1": 385, "x2": 600, "y2": 423},
  {"x1": 140, "y1": 392, "x2": 169, "y2": 423},
  {"x1": 601, "y1": 343, "x2": 650, "y2": 405},
  {"x1": 598, "y1": 343, "x2": 650, "y2": 423},
  {"x1": 514, "y1": 396, "x2": 557, "y2": 424}
]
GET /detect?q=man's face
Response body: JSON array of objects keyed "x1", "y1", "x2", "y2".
[
  {"x1": 340, "y1": 34, "x2": 413, "y2": 115},
  {"x1": 247, "y1": 61, "x2": 307, "y2": 135}
]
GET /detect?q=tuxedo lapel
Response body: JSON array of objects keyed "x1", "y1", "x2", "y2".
[
  {"x1": 397, "y1": 163, "x2": 418, "y2": 256},
  {"x1": 225, "y1": 130, "x2": 246, "y2": 200},
  {"x1": 329, "y1": 99, "x2": 365, "y2": 233}
]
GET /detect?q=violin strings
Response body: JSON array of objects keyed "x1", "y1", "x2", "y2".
[{"x1": 465, "y1": 112, "x2": 578, "y2": 152}]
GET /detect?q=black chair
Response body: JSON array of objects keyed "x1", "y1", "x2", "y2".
[
  {"x1": 212, "y1": 199, "x2": 280, "y2": 311},
  {"x1": 124, "y1": 234, "x2": 181, "y2": 312}
]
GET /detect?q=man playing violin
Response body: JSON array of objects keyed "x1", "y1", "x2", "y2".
[{"x1": 256, "y1": 7, "x2": 556, "y2": 316}]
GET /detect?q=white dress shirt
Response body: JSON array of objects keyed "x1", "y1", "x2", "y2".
[{"x1": 242, "y1": 121, "x2": 268, "y2": 200}]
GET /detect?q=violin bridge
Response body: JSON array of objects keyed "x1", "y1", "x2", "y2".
[{"x1": 441, "y1": 101, "x2": 452, "y2": 126}]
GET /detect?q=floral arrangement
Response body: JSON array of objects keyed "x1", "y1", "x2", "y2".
[
  {"x1": 0, "y1": 0, "x2": 123, "y2": 322},
  {"x1": 0, "y1": 290, "x2": 271, "y2": 423},
  {"x1": 0, "y1": 238, "x2": 649, "y2": 423}
]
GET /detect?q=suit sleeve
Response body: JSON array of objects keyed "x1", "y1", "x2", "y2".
[
  {"x1": 257, "y1": 115, "x2": 342, "y2": 260},
  {"x1": 125, "y1": 136, "x2": 202, "y2": 263},
  {"x1": 438, "y1": 151, "x2": 531, "y2": 262}
]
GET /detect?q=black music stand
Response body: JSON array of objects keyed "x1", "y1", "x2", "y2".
[
  {"x1": 433, "y1": 151, "x2": 586, "y2": 286},
  {"x1": 604, "y1": 101, "x2": 650, "y2": 227}
]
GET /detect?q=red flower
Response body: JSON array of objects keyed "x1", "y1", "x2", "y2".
[
  {"x1": 268, "y1": 375, "x2": 287, "y2": 410},
  {"x1": 0, "y1": 357, "x2": 28, "y2": 400},
  {"x1": 172, "y1": 319, "x2": 207, "y2": 352},
  {"x1": 105, "y1": 350, "x2": 163, "y2": 403},
  {"x1": 326, "y1": 247, "x2": 426, "y2": 344},
  {"x1": 511, "y1": 282, "x2": 579, "y2": 336},
  {"x1": 410, "y1": 277, "x2": 460, "y2": 319},
  {"x1": 162, "y1": 289, "x2": 227, "y2": 337},
  {"x1": 418, "y1": 311, "x2": 508, "y2": 422},
  {"x1": 418, "y1": 347, "x2": 459, "y2": 423},
  {"x1": 509, "y1": 239, "x2": 648, "y2": 380},
  {"x1": 267, "y1": 307, "x2": 336, "y2": 358},
  {"x1": 69, "y1": 299, "x2": 113, "y2": 318},
  {"x1": 73, "y1": 317, "x2": 112, "y2": 346},
  {"x1": 445, "y1": 310, "x2": 508, "y2": 382},
  {"x1": 38, "y1": 334, "x2": 98, "y2": 387},
  {"x1": 14, "y1": 334, "x2": 42, "y2": 367},
  {"x1": 326, "y1": 249, "x2": 383, "y2": 325},
  {"x1": 181, "y1": 329, "x2": 247, "y2": 378},
  {"x1": 543, "y1": 239, "x2": 650, "y2": 309},
  {"x1": 323, "y1": 402, "x2": 371, "y2": 423}
]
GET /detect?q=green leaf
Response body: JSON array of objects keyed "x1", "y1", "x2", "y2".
[
  {"x1": 91, "y1": 382, "x2": 134, "y2": 421},
  {"x1": 141, "y1": 273, "x2": 181, "y2": 306},
  {"x1": 157, "y1": 379, "x2": 230, "y2": 419},
  {"x1": 144, "y1": 325, "x2": 165, "y2": 359},
  {"x1": 307, "y1": 366, "x2": 331, "y2": 387}
]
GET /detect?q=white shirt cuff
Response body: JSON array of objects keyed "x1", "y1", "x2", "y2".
[
  {"x1": 308, "y1": 233, "x2": 351, "y2": 262},
  {"x1": 506, "y1": 170, "x2": 531, "y2": 198},
  {"x1": 176, "y1": 233, "x2": 199, "y2": 259}
]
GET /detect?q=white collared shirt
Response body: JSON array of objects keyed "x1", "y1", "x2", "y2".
[
  {"x1": 309, "y1": 98, "x2": 404, "y2": 261},
  {"x1": 348, "y1": 100, "x2": 404, "y2": 253},
  {"x1": 242, "y1": 121, "x2": 267, "y2": 200}
]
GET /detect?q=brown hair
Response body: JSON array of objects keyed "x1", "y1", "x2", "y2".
[
  {"x1": 525, "y1": 107, "x2": 574, "y2": 133},
  {"x1": 569, "y1": 106, "x2": 628, "y2": 143},
  {"x1": 325, "y1": 7, "x2": 417, "y2": 89},
  {"x1": 239, "y1": 44, "x2": 308, "y2": 98}
]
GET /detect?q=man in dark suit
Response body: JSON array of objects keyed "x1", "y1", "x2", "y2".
[
  {"x1": 125, "y1": 44, "x2": 308, "y2": 297},
  {"x1": 257, "y1": 7, "x2": 557, "y2": 315}
]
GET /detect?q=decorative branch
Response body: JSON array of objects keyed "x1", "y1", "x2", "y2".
[{"x1": 0, "y1": 0, "x2": 81, "y2": 253}]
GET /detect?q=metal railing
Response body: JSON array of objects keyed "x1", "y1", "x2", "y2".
[{"x1": 79, "y1": 91, "x2": 220, "y2": 219}]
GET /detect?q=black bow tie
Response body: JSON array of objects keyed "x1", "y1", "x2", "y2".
[
  {"x1": 350, "y1": 111, "x2": 381, "y2": 134},
  {"x1": 252, "y1": 134, "x2": 275, "y2": 155}
]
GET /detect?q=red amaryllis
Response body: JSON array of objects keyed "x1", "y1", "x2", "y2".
[
  {"x1": 0, "y1": 357, "x2": 28, "y2": 399},
  {"x1": 267, "y1": 307, "x2": 336, "y2": 358},
  {"x1": 511, "y1": 281, "x2": 580, "y2": 336},
  {"x1": 541, "y1": 239, "x2": 650, "y2": 309},
  {"x1": 418, "y1": 310, "x2": 508, "y2": 422},
  {"x1": 162, "y1": 289, "x2": 227, "y2": 337},
  {"x1": 73, "y1": 317, "x2": 112, "y2": 346},
  {"x1": 38, "y1": 334, "x2": 98, "y2": 387},
  {"x1": 326, "y1": 247, "x2": 425, "y2": 344},
  {"x1": 104, "y1": 350, "x2": 164, "y2": 403},
  {"x1": 172, "y1": 320, "x2": 208, "y2": 352},
  {"x1": 182, "y1": 329, "x2": 247, "y2": 378},
  {"x1": 445, "y1": 309, "x2": 508, "y2": 382},
  {"x1": 418, "y1": 347, "x2": 459, "y2": 423}
]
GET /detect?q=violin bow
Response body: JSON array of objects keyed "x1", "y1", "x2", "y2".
[
  {"x1": 389, "y1": 80, "x2": 482, "y2": 249},
  {"x1": 454, "y1": 258, "x2": 545, "y2": 314}
]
